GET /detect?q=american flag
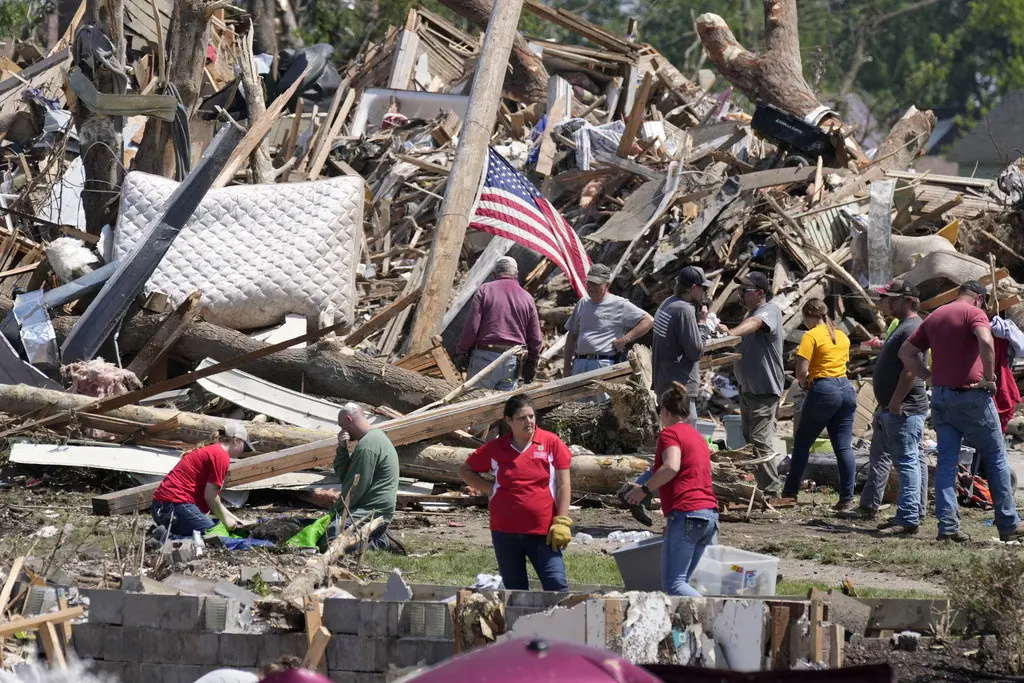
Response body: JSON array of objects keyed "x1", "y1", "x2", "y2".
[{"x1": 470, "y1": 148, "x2": 591, "y2": 296}]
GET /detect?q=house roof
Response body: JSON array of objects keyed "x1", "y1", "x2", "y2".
[{"x1": 947, "y1": 91, "x2": 1024, "y2": 165}]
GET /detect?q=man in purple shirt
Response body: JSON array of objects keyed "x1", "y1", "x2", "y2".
[{"x1": 456, "y1": 257, "x2": 543, "y2": 390}]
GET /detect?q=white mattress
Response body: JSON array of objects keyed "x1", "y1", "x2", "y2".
[{"x1": 115, "y1": 172, "x2": 363, "y2": 330}]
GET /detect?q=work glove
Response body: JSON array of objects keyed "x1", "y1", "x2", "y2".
[
  {"x1": 546, "y1": 515, "x2": 573, "y2": 551},
  {"x1": 454, "y1": 353, "x2": 470, "y2": 372},
  {"x1": 521, "y1": 356, "x2": 538, "y2": 384},
  {"x1": 970, "y1": 378, "x2": 997, "y2": 394},
  {"x1": 616, "y1": 482, "x2": 653, "y2": 527}
]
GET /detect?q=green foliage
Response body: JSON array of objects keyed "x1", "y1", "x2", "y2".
[
  {"x1": 951, "y1": 550, "x2": 1024, "y2": 673},
  {"x1": 300, "y1": 0, "x2": 452, "y2": 63},
  {"x1": 0, "y1": 0, "x2": 36, "y2": 41}
]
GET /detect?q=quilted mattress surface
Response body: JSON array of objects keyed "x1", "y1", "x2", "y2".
[{"x1": 115, "y1": 172, "x2": 363, "y2": 330}]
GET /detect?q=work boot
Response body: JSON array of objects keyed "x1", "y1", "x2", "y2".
[
  {"x1": 876, "y1": 520, "x2": 918, "y2": 536},
  {"x1": 999, "y1": 524, "x2": 1024, "y2": 543},
  {"x1": 937, "y1": 531, "x2": 972, "y2": 543},
  {"x1": 839, "y1": 506, "x2": 877, "y2": 520},
  {"x1": 832, "y1": 498, "x2": 857, "y2": 513}
]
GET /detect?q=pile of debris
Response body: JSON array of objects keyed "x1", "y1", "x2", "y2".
[{"x1": 1, "y1": 0, "x2": 1023, "y2": 550}]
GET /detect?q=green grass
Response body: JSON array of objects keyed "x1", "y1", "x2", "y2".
[
  {"x1": 360, "y1": 543, "x2": 623, "y2": 587},
  {"x1": 776, "y1": 579, "x2": 943, "y2": 599}
]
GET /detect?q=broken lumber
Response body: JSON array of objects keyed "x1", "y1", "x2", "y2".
[
  {"x1": 125, "y1": 290, "x2": 202, "y2": 380},
  {"x1": 0, "y1": 384, "x2": 333, "y2": 451}
]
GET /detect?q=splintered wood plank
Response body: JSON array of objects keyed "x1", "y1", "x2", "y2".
[{"x1": 126, "y1": 291, "x2": 203, "y2": 380}]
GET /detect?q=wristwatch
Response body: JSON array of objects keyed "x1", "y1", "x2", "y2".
[{"x1": 640, "y1": 484, "x2": 651, "y2": 495}]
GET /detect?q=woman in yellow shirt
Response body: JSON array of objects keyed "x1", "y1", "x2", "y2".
[{"x1": 782, "y1": 298, "x2": 858, "y2": 510}]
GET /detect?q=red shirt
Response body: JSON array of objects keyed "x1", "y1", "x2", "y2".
[
  {"x1": 153, "y1": 444, "x2": 231, "y2": 513},
  {"x1": 907, "y1": 301, "x2": 990, "y2": 387},
  {"x1": 466, "y1": 428, "x2": 571, "y2": 535},
  {"x1": 654, "y1": 423, "x2": 717, "y2": 516},
  {"x1": 456, "y1": 278, "x2": 543, "y2": 358}
]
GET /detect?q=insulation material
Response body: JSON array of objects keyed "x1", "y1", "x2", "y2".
[
  {"x1": 45, "y1": 237, "x2": 100, "y2": 284},
  {"x1": 60, "y1": 359, "x2": 142, "y2": 397},
  {"x1": 619, "y1": 592, "x2": 673, "y2": 663},
  {"x1": 114, "y1": 172, "x2": 363, "y2": 330}
]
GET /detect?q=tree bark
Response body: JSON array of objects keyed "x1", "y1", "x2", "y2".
[
  {"x1": 250, "y1": 0, "x2": 279, "y2": 56},
  {"x1": 872, "y1": 106, "x2": 936, "y2": 172},
  {"x1": 238, "y1": 21, "x2": 274, "y2": 184},
  {"x1": 136, "y1": 0, "x2": 213, "y2": 178},
  {"x1": 438, "y1": 0, "x2": 549, "y2": 103},
  {"x1": 397, "y1": 443, "x2": 650, "y2": 494},
  {"x1": 695, "y1": 0, "x2": 823, "y2": 120},
  {"x1": 0, "y1": 383, "x2": 333, "y2": 451}
]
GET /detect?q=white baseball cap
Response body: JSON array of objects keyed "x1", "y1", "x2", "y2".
[{"x1": 222, "y1": 421, "x2": 255, "y2": 452}]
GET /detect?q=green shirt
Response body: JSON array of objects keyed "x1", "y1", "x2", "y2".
[{"x1": 332, "y1": 429, "x2": 399, "y2": 522}]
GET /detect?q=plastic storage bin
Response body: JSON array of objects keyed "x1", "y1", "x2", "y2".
[
  {"x1": 610, "y1": 537, "x2": 663, "y2": 591},
  {"x1": 695, "y1": 420, "x2": 717, "y2": 440},
  {"x1": 723, "y1": 415, "x2": 745, "y2": 449},
  {"x1": 689, "y1": 545, "x2": 779, "y2": 596}
]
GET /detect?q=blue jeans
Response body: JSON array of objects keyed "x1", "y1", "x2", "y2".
[
  {"x1": 572, "y1": 357, "x2": 614, "y2": 402},
  {"x1": 931, "y1": 387, "x2": 1019, "y2": 535},
  {"x1": 784, "y1": 377, "x2": 858, "y2": 500},
  {"x1": 468, "y1": 349, "x2": 519, "y2": 391},
  {"x1": 878, "y1": 412, "x2": 928, "y2": 526},
  {"x1": 151, "y1": 501, "x2": 216, "y2": 537},
  {"x1": 491, "y1": 531, "x2": 568, "y2": 591},
  {"x1": 662, "y1": 508, "x2": 718, "y2": 596}
]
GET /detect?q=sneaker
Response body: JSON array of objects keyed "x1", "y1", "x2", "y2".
[
  {"x1": 999, "y1": 524, "x2": 1024, "y2": 543},
  {"x1": 877, "y1": 522, "x2": 918, "y2": 536},
  {"x1": 937, "y1": 531, "x2": 971, "y2": 543},
  {"x1": 839, "y1": 506, "x2": 877, "y2": 520},
  {"x1": 832, "y1": 498, "x2": 857, "y2": 513}
]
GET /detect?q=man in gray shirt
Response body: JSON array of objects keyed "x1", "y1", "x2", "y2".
[
  {"x1": 564, "y1": 264, "x2": 653, "y2": 376},
  {"x1": 722, "y1": 272, "x2": 784, "y2": 496},
  {"x1": 652, "y1": 265, "x2": 711, "y2": 418}
]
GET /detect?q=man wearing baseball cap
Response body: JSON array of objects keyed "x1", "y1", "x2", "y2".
[
  {"x1": 151, "y1": 421, "x2": 251, "y2": 536},
  {"x1": 720, "y1": 272, "x2": 784, "y2": 496},
  {"x1": 651, "y1": 265, "x2": 712, "y2": 411},
  {"x1": 893, "y1": 280, "x2": 1024, "y2": 543},
  {"x1": 870, "y1": 280, "x2": 929, "y2": 535},
  {"x1": 563, "y1": 264, "x2": 653, "y2": 378}
]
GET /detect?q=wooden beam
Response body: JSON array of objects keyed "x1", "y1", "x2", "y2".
[
  {"x1": 406, "y1": 0, "x2": 527, "y2": 355},
  {"x1": 39, "y1": 621, "x2": 67, "y2": 668},
  {"x1": 125, "y1": 291, "x2": 203, "y2": 380},
  {"x1": 92, "y1": 361, "x2": 632, "y2": 514},
  {"x1": 302, "y1": 626, "x2": 331, "y2": 670},
  {"x1": 308, "y1": 88, "x2": 356, "y2": 181},
  {"x1": 344, "y1": 289, "x2": 422, "y2": 347},
  {"x1": 616, "y1": 72, "x2": 653, "y2": 157},
  {"x1": 0, "y1": 606, "x2": 84, "y2": 637},
  {"x1": 521, "y1": 0, "x2": 633, "y2": 53},
  {"x1": 0, "y1": 556, "x2": 24, "y2": 617},
  {"x1": 921, "y1": 269, "x2": 1008, "y2": 311}
]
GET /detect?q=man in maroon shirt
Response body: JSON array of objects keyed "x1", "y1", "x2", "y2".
[
  {"x1": 456, "y1": 256, "x2": 543, "y2": 390},
  {"x1": 892, "y1": 281, "x2": 1023, "y2": 543}
]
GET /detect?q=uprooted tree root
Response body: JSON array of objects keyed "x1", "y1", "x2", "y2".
[{"x1": 951, "y1": 549, "x2": 1024, "y2": 673}]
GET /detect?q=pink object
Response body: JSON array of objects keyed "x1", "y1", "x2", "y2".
[
  {"x1": 907, "y1": 300, "x2": 990, "y2": 387},
  {"x1": 261, "y1": 670, "x2": 332, "y2": 683},
  {"x1": 401, "y1": 638, "x2": 662, "y2": 683},
  {"x1": 456, "y1": 278, "x2": 543, "y2": 358}
]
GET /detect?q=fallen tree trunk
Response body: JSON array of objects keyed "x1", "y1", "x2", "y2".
[
  {"x1": 396, "y1": 443, "x2": 650, "y2": 494},
  {"x1": 439, "y1": 0, "x2": 549, "y2": 103},
  {"x1": 0, "y1": 384, "x2": 333, "y2": 451}
]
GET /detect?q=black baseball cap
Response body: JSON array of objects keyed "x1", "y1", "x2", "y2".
[
  {"x1": 678, "y1": 265, "x2": 713, "y2": 288},
  {"x1": 879, "y1": 280, "x2": 920, "y2": 299},
  {"x1": 735, "y1": 272, "x2": 771, "y2": 293},
  {"x1": 959, "y1": 280, "x2": 988, "y2": 298}
]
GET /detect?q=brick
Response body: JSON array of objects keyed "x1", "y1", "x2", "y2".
[
  {"x1": 400, "y1": 602, "x2": 453, "y2": 638},
  {"x1": 71, "y1": 623, "x2": 105, "y2": 660},
  {"x1": 325, "y1": 634, "x2": 389, "y2": 672},
  {"x1": 122, "y1": 594, "x2": 163, "y2": 629},
  {"x1": 120, "y1": 627, "x2": 149, "y2": 663},
  {"x1": 84, "y1": 589, "x2": 124, "y2": 625},
  {"x1": 160, "y1": 594, "x2": 203, "y2": 630},
  {"x1": 322, "y1": 598, "x2": 361, "y2": 635},
  {"x1": 219, "y1": 632, "x2": 260, "y2": 668}
]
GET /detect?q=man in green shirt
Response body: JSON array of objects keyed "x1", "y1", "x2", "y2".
[{"x1": 327, "y1": 403, "x2": 400, "y2": 550}]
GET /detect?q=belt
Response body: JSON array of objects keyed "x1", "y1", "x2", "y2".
[
  {"x1": 476, "y1": 344, "x2": 518, "y2": 353},
  {"x1": 937, "y1": 386, "x2": 978, "y2": 393},
  {"x1": 575, "y1": 353, "x2": 618, "y2": 361}
]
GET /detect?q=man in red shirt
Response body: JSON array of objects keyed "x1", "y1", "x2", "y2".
[
  {"x1": 892, "y1": 281, "x2": 1023, "y2": 543},
  {"x1": 151, "y1": 422, "x2": 251, "y2": 537},
  {"x1": 456, "y1": 257, "x2": 543, "y2": 390},
  {"x1": 458, "y1": 395, "x2": 572, "y2": 590}
]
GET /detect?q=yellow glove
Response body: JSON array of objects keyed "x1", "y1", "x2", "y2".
[{"x1": 546, "y1": 515, "x2": 573, "y2": 551}]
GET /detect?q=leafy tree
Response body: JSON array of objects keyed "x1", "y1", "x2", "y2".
[{"x1": 0, "y1": 0, "x2": 39, "y2": 42}]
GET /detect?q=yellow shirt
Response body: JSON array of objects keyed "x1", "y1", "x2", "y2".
[{"x1": 796, "y1": 324, "x2": 850, "y2": 379}]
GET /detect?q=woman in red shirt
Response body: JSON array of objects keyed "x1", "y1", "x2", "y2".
[
  {"x1": 626, "y1": 383, "x2": 718, "y2": 595},
  {"x1": 458, "y1": 395, "x2": 573, "y2": 591}
]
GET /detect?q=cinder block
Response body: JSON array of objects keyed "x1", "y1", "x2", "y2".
[
  {"x1": 504, "y1": 590, "x2": 570, "y2": 609},
  {"x1": 322, "y1": 598, "x2": 361, "y2": 635},
  {"x1": 219, "y1": 632, "x2": 260, "y2": 668},
  {"x1": 84, "y1": 589, "x2": 124, "y2": 625},
  {"x1": 154, "y1": 665, "x2": 205, "y2": 683},
  {"x1": 255, "y1": 632, "x2": 309, "y2": 666},
  {"x1": 505, "y1": 605, "x2": 544, "y2": 629},
  {"x1": 139, "y1": 663, "x2": 164, "y2": 683},
  {"x1": 170, "y1": 632, "x2": 220, "y2": 667},
  {"x1": 328, "y1": 672, "x2": 388, "y2": 683},
  {"x1": 203, "y1": 596, "x2": 247, "y2": 632},
  {"x1": 325, "y1": 634, "x2": 390, "y2": 672},
  {"x1": 362, "y1": 601, "x2": 405, "y2": 637},
  {"x1": 101, "y1": 625, "x2": 124, "y2": 661},
  {"x1": 120, "y1": 663, "x2": 143, "y2": 683},
  {"x1": 400, "y1": 602, "x2": 453, "y2": 638},
  {"x1": 160, "y1": 594, "x2": 203, "y2": 630},
  {"x1": 122, "y1": 594, "x2": 163, "y2": 629},
  {"x1": 89, "y1": 660, "x2": 124, "y2": 681},
  {"x1": 119, "y1": 627, "x2": 149, "y2": 663},
  {"x1": 392, "y1": 637, "x2": 454, "y2": 668},
  {"x1": 70, "y1": 622, "x2": 105, "y2": 660}
]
